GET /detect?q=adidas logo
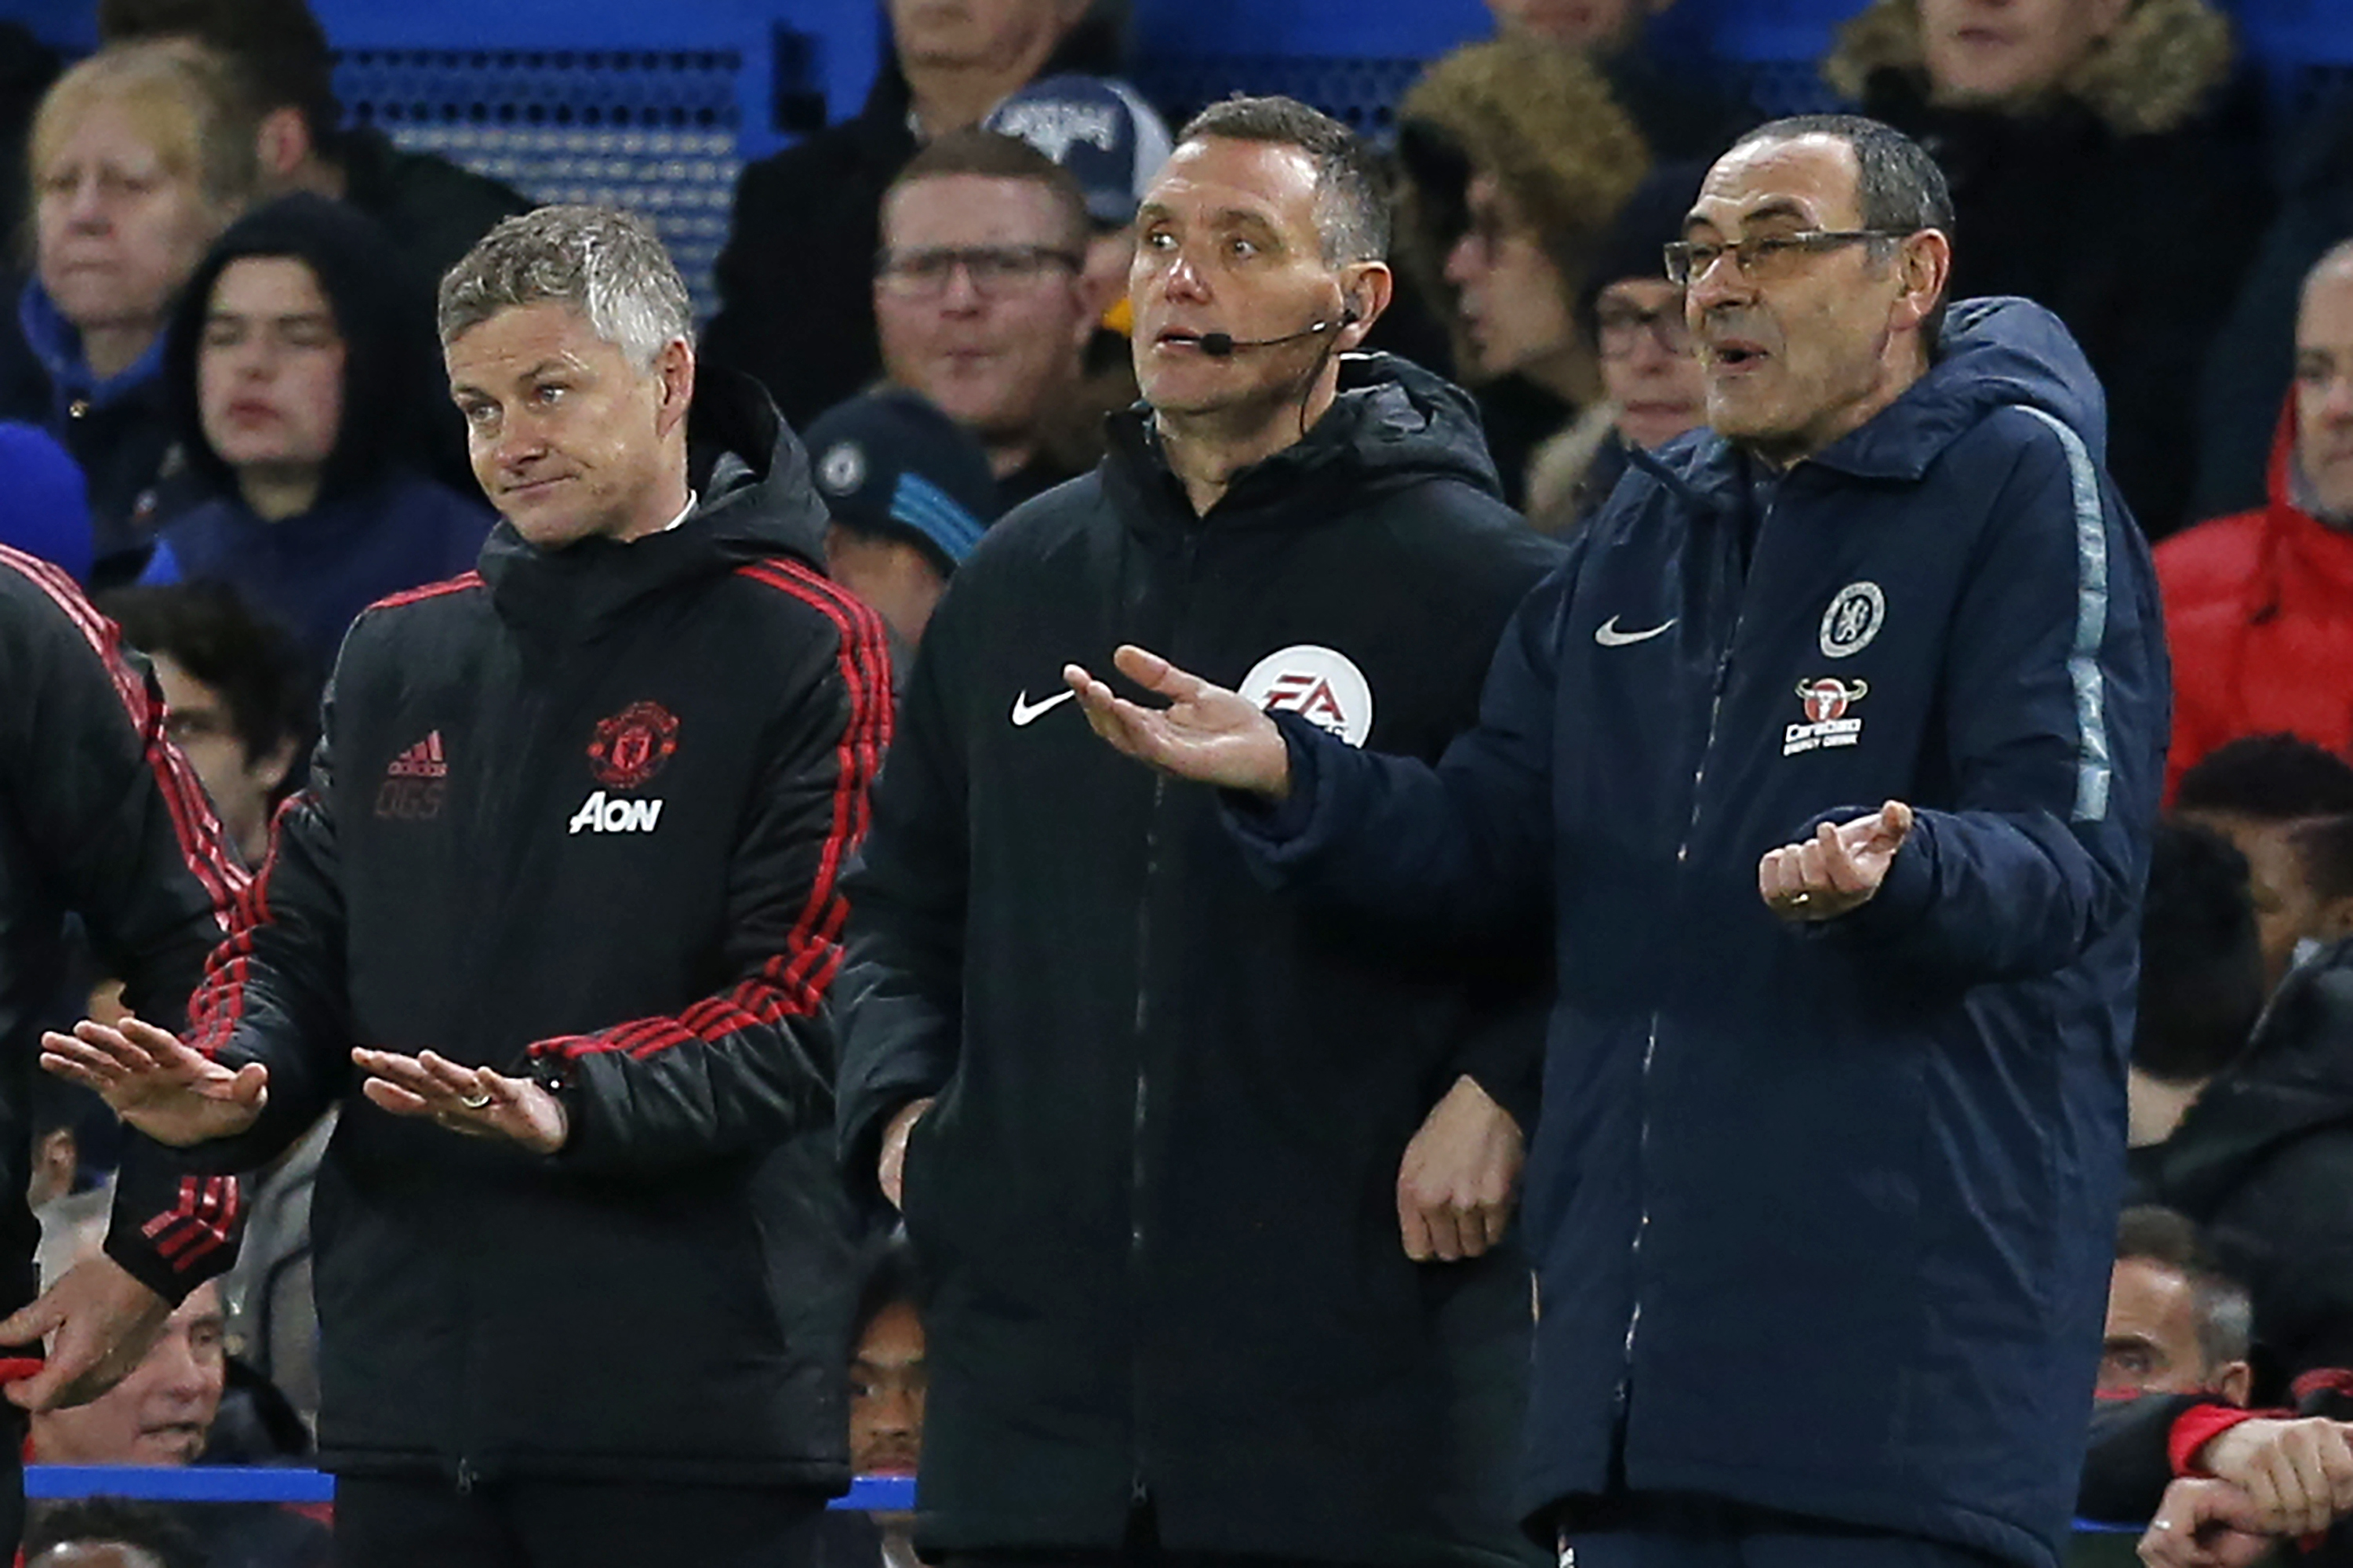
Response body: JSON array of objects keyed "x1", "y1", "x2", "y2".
[{"x1": 387, "y1": 731, "x2": 448, "y2": 780}]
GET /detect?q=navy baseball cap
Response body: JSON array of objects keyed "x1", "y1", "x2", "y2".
[
  {"x1": 804, "y1": 390, "x2": 1000, "y2": 576},
  {"x1": 984, "y1": 73, "x2": 1174, "y2": 227}
]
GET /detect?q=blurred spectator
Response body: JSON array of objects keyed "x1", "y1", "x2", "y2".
[
  {"x1": 1482, "y1": 0, "x2": 1751, "y2": 163},
  {"x1": 2195, "y1": 92, "x2": 2353, "y2": 522},
  {"x1": 982, "y1": 72, "x2": 1169, "y2": 437},
  {"x1": 704, "y1": 0, "x2": 1136, "y2": 431},
  {"x1": 1824, "y1": 0, "x2": 2268, "y2": 539},
  {"x1": 984, "y1": 71, "x2": 1172, "y2": 326},
  {"x1": 805, "y1": 388, "x2": 999, "y2": 655},
  {"x1": 1395, "y1": 40, "x2": 1649, "y2": 508},
  {"x1": 2101, "y1": 1206, "x2": 2254, "y2": 1404},
  {"x1": 1525, "y1": 160, "x2": 1707, "y2": 531},
  {"x1": 206, "y1": 1110, "x2": 329, "y2": 1432},
  {"x1": 22, "y1": 1498, "x2": 202, "y2": 1568},
  {"x1": 145, "y1": 194, "x2": 491, "y2": 669},
  {"x1": 875, "y1": 131, "x2": 1107, "y2": 511},
  {"x1": 2175, "y1": 735, "x2": 2353, "y2": 993},
  {"x1": 5, "y1": 40, "x2": 259, "y2": 586},
  {"x1": 0, "y1": 420, "x2": 94, "y2": 583},
  {"x1": 2140, "y1": 937, "x2": 2353, "y2": 1388},
  {"x1": 96, "y1": 0, "x2": 532, "y2": 295},
  {"x1": 28, "y1": 1213, "x2": 329, "y2": 1568},
  {"x1": 816, "y1": 1236, "x2": 926, "y2": 1568},
  {"x1": 2128, "y1": 821, "x2": 2265, "y2": 1149},
  {"x1": 2160, "y1": 242, "x2": 2353, "y2": 796},
  {"x1": 99, "y1": 581, "x2": 314, "y2": 866}
]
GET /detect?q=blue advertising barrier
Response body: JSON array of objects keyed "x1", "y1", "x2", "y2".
[{"x1": 21, "y1": 1465, "x2": 918, "y2": 1512}]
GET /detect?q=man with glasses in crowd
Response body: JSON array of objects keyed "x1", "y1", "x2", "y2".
[
  {"x1": 1063, "y1": 114, "x2": 2168, "y2": 1568},
  {"x1": 867, "y1": 129, "x2": 1110, "y2": 511}
]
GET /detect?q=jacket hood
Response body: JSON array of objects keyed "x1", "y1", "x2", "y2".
[
  {"x1": 2155, "y1": 941, "x2": 2353, "y2": 1213},
  {"x1": 1824, "y1": 0, "x2": 2235, "y2": 138},
  {"x1": 1105, "y1": 351, "x2": 1502, "y2": 529},
  {"x1": 1635, "y1": 296, "x2": 2108, "y2": 499},
  {"x1": 1394, "y1": 40, "x2": 1650, "y2": 369},
  {"x1": 479, "y1": 369, "x2": 831, "y2": 640},
  {"x1": 163, "y1": 194, "x2": 442, "y2": 507}
]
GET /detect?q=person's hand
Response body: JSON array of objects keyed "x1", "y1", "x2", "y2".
[
  {"x1": 1398, "y1": 1075, "x2": 1525, "y2": 1262},
  {"x1": 1064, "y1": 646, "x2": 1290, "y2": 799},
  {"x1": 354, "y1": 1048, "x2": 566, "y2": 1155},
  {"x1": 0, "y1": 1253, "x2": 173, "y2": 1413},
  {"x1": 1758, "y1": 800, "x2": 1915, "y2": 922},
  {"x1": 2139, "y1": 1477, "x2": 2280, "y2": 1568},
  {"x1": 878, "y1": 1097, "x2": 935, "y2": 1212},
  {"x1": 2198, "y1": 1416, "x2": 2353, "y2": 1538},
  {"x1": 40, "y1": 1015, "x2": 267, "y2": 1147}
]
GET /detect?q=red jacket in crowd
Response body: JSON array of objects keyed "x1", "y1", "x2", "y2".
[{"x1": 2157, "y1": 399, "x2": 2353, "y2": 799}]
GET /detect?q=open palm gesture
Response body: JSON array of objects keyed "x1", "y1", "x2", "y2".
[
  {"x1": 40, "y1": 1015, "x2": 267, "y2": 1147},
  {"x1": 1064, "y1": 645, "x2": 1291, "y2": 797}
]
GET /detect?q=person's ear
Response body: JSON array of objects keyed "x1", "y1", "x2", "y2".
[
  {"x1": 1337, "y1": 261, "x2": 1394, "y2": 347},
  {"x1": 247, "y1": 734, "x2": 300, "y2": 798},
  {"x1": 253, "y1": 106, "x2": 313, "y2": 184},
  {"x1": 654, "y1": 338, "x2": 696, "y2": 437},
  {"x1": 1888, "y1": 229, "x2": 1951, "y2": 340},
  {"x1": 2216, "y1": 1359, "x2": 2254, "y2": 1409}
]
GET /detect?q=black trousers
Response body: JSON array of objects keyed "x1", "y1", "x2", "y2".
[
  {"x1": 940, "y1": 1501, "x2": 1379, "y2": 1568},
  {"x1": 333, "y1": 1475, "x2": 827, "y2": 1568},
  {"x1": 1559, "y1": 1493, "x2": 2008, "y2": 1568}
]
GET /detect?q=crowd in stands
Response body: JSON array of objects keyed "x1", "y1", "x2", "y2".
[{"x1": 2, "y1": 0, "x2": 2353, "y2": 1563}]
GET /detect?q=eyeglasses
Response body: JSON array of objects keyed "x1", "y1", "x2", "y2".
[
  {"x1": 1660, "y1": 229, "x2": 1916, "y2": 289},
  {"x1": 875, "y1": 245, "x2": 1082, "y2": 297},
  {"x1": 1595, "y1": 299, "x2": 1692, "y2": 359}
]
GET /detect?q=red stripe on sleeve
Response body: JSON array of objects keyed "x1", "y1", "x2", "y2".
[
  {"x1": 526, "y1": 558, "x2": 893, "y2": 1066},
  {"x1": 2, "y1": 546, "x2": 246, "y2": 922}
]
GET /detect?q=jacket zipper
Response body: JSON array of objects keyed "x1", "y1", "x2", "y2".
[
  {"x1": 1128, "y1": 525, "x2": 1200, "y2": 1513},
  {"x1": 1618, "y1": 490, "x2": 1766, "y2": 1416}
]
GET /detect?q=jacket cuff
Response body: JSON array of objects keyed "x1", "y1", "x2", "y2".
[
  {"x1": 1220, "y1": 712, "x2": 1327, "y2": 857},
  {"x1": 2171, "y1": 1403, "x2": 2265, "y2": 1476},
  {"x1": 103, "y1": 1155, "x2": 242, "y2": 1306},
  {"x1": 1795, "y1": 809, "x2": 1938, "y2": 944}
]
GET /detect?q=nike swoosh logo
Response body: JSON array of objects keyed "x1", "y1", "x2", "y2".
[
  {"x1": 1594, "y1": 616, "x2": 1676, "y2": 647},
  {"x1": 1010, "y1": 689, "x2": 1078, "y2": 727}
]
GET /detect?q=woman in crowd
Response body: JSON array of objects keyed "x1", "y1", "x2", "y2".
[
  {"x1": 1394, "y1": 39, "x2": 1649, "y2": 511},
  {"x1": 148, "y1": 193, "x2": 492, "y2": 670},
  {"x1": 1824, "y1": 0, "x2": 2268, "y2": 538},
  {"x1": 13, "y1": 38, "x2": 255, "y2": 584},
  {"x1": 1524, "y1": 161, "x2": 1709, "y2": 533}
]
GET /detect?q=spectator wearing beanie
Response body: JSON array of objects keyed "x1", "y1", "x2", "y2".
[
  {"x1": 1823, "y1": 0, "x2": 2268, "y2": 540},
  {"x1": 147, "y1": 193, "x2": 492, "y2": 671},
  {"x1": 1484, "y1": 0, "x2": 1753, "y2": 165},
  {"x1": 1394, "y1": 40, "x2": 1651, "y2": 511},
  {"x1": 806, "y1": 387, "x2": 999, "y2": 658},
  {"x1": 1525, "y1": 160, "x2": 1708, "y2": 533}
]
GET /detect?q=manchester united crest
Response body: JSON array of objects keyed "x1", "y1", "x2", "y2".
[{"x1": 586, "y1": 700, "x2": 681, "y2": 789}]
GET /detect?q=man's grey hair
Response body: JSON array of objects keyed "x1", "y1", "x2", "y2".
[
  {"x1": 1729, "y1": 114, "x2": 1955, "y2": 348},
  {"x1": 1176, "y1": 96, "x2": 1390, "y2": 265},
  {"x1": 438, "y1": 205, "x2": 692, "y2": 367}
]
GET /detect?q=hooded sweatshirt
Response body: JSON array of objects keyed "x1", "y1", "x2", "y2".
[
  {"x1": 152, "y1": 194, "x2": 492, "y2": 671},
  {"x1": 2155, "y1": 396, "x2": 2353, "y2": 799}
]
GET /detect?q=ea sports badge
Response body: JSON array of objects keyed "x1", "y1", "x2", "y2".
[{"x1": 1239, "y1": 644, "x2": 1374, "y2": 748}]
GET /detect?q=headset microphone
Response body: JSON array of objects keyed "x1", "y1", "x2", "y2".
[{"x1": 1196, "y1": 304, "x2": 1361, "y2": 359}]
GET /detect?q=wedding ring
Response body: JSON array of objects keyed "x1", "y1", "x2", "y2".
[{"x1": 458, "y1": 1091, "x2": 493, "y2": 1110}]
